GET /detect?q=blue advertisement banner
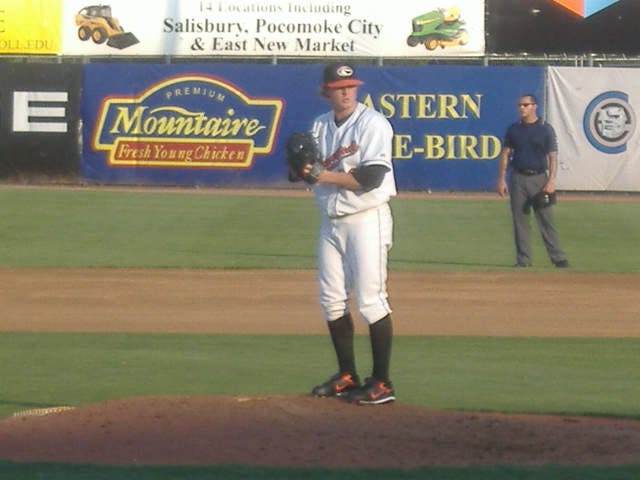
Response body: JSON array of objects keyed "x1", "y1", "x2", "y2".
[{"x1": 81, "y1": 63, "x2": 544, "y2": 190}]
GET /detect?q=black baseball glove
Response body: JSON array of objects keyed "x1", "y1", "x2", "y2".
[
  {"x1": 285, "y1": 132, "x2": 324, "y2": 184},
  {"x1": 524, "y1": 191, "x2": 557, "y2": 213}
]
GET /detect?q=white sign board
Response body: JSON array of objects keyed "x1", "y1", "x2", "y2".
[{"x1": 61, "y1": 0, "x2": 485, "y2": 57}]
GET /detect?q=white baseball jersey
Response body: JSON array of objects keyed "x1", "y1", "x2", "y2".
[
  {"x1": 310, "y1": 102, "x2": 396, "y2": 324},
  {"x1": 311, "y1": 102, "x2": 397, "y2": 218}
]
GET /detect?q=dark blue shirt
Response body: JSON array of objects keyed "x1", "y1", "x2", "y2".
[{"x1": 503, "y1": 118, "x2": 557, "y2": 171}]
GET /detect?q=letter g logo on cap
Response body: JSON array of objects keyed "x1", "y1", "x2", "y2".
[{"x1": 336, "y1": 66, "x2": 353, "y2": 78}]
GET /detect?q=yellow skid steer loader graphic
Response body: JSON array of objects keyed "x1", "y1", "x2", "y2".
[{"x1": 75, "y1": 5, "x2": 139, "y2": 49}]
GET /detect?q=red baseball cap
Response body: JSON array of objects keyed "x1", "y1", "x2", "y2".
[{"x1": 322, "y1": 63, "x2": 364, "y2": 89}]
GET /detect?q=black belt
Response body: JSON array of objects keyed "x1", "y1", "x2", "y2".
[{"x1": 514, "y1": 167, "x2": 545, "y2": 176}]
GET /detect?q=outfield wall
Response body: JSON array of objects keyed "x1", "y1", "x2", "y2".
[
  {"x1": 0, "y1": 64, "x2": 81, "y2": 178},
  {"x1": 80, "y1": 63, "x2": 542, "y2": 191},
  {"x1": 1, "y1": 63, "x2": 639, "y2": 191}
]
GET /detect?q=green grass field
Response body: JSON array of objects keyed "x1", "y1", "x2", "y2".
[
  {"x1": 2, "y1": 333, "x2": 639, "y2": 419},
  {"x1": 1, "y1": 188, "x2": 638, "y2": 271},
  {"x1": 0, "y1": 187, "x2": 639, "y2": 480}
]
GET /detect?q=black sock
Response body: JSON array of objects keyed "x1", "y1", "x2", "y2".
[
  {"x1": 369, "y1": 314, "x2": 393, "y2": 383},
  {"x1": 328, "y1": 313, "x2": 356, "y2": 376}
]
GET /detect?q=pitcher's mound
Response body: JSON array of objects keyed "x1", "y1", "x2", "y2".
[{"x1": 1, "y1": 395, "x2": 639, "y2": 467}]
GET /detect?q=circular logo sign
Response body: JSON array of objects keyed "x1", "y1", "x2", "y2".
[{"x1": 583, "y1": 91, "x2": 635, "y2": 154}]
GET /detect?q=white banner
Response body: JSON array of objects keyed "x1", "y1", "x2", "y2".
[
  {"x1": 548, "y1": 67, "x2": 640, "y2": 192},
  {"x1": 61, "y1": 0, "x2": 484, "y2": 57}
]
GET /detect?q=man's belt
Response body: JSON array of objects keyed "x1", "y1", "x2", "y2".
[{"x1": 514, "y1": 167, "x2": 546, "y2": 176}]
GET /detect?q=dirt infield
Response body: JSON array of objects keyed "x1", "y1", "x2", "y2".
[
  {"x1": 2, "y1": 268, "x2": 638, "y2": 337},
  {"x1": 2, "y1": 395, "x2": 640, "y2": 468},
  {"x1": 1, "y1": 268, "x2": 639, "y2": 467}
]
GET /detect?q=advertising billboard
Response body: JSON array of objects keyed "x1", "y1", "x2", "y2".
[
  {"x1": 61, "y1": 0, "x2": 485, "y2": 57},
  {"x1": 0, "y1": 0, "x2": 61, "y2": 54},
  {"x1": 0, "y1": 64, "x2": 81, "y2": 177},
  {"x1": 81, "y1": 63, "x2": 543, "y2": 190},
  {"x1": 487, "y1": 0, "x2": 640, "y2": 55},
  {"x1": 548, "y1": 66, "x2": 640, "y2": 191}
]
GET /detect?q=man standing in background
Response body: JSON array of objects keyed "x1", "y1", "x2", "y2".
[{"x1": 496, "y1": 93, "x2": 569, "y2": 268}]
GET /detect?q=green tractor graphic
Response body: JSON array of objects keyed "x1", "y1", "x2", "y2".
[{"x1": 407, "y1": 7, "x2": 468, "y2": 51}]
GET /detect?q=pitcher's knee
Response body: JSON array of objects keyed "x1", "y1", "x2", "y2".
[
  {"x1": 321, "y1": 302, "x2": 349, "y2": 322},
  {"x1": 358, "y1": 302, "x2": 392, "y2": 325}
]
